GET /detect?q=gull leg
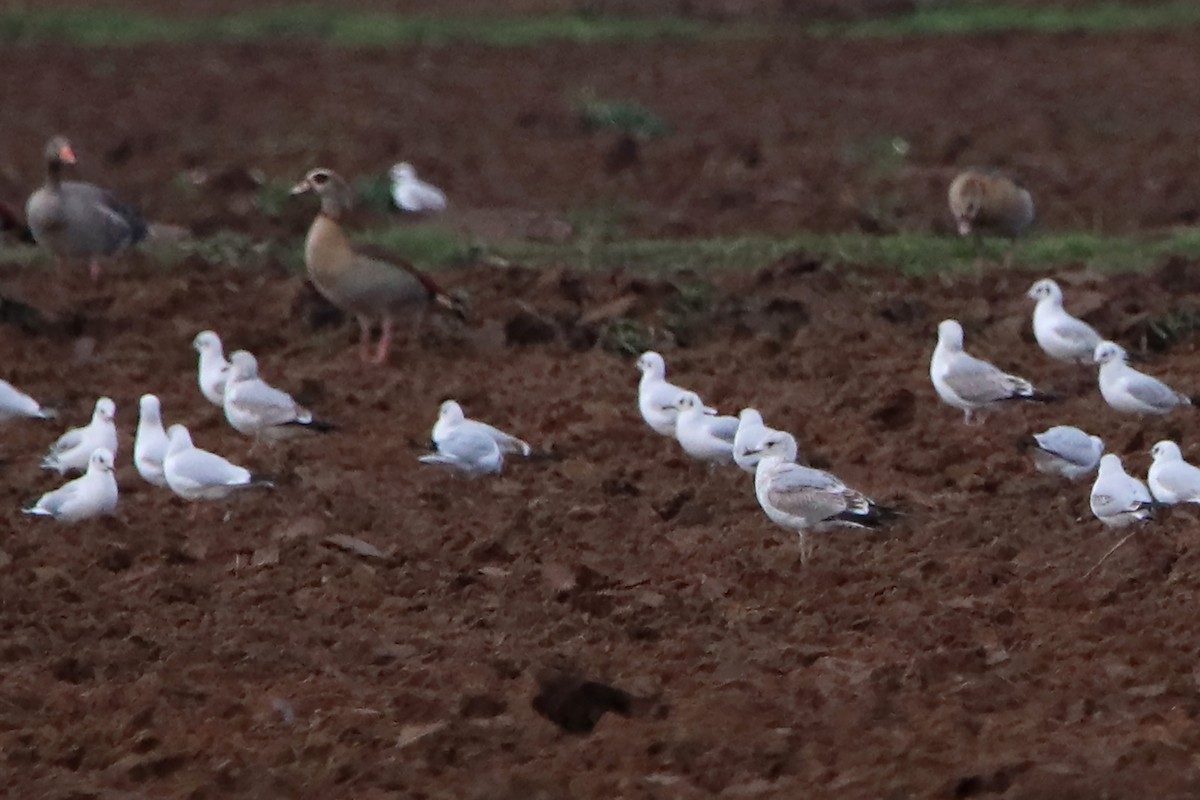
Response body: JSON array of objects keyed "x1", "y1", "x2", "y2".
[
  {"x1": 357, "y1": 316, "x2": 372, "y2": 363},
  {"x1": 89, "y1": 259, "x2": 103, "y2": 282},
  {"x1": 798, "y1": 533, "x2": 813, "y2": 564},
  {"x1": 372, "y1": 316, "x2": 394, "y2": 365}
]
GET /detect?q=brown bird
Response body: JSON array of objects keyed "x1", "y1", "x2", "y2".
[
  {"x1": 291, "y1": 168, "x2": 465, "y2": 365},
  {"x1": 947, "y1": 168, "x2": 1034, "y2": 240},
  {"x1": 25, "y1": 136, "x2": 147, "y2": 281}
]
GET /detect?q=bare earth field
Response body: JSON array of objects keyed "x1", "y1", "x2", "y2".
[
  {"x1": 5, "y1": 15, "x2": 1200, "y2": 800},
  {"x1": 3, "y1": 30, "x2": 1200, "y2": 239}
]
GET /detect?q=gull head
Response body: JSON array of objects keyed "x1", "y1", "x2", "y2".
[
  {"x1": 88, "y1": 447, "x2": 115, "y2": 474},
  {"x1": 139, "y1": 393, "x2": 161, "y2": 420},
  {"x1": 438, "y1": 400, "x2": 465, "y2": 423},
  {"x1": 1097, "y1": 453, "x2": 1124, "y2": 476},
  {"x1": 94, "y1": 397, "x2": 116, "y2": 423},
  {"x1": 739, "y1": 408, "x2": 763, "y2": 425},
  {"x1": 390, "y1": 162, "x2": 416, "y2": 183},
  {"x1": 193, "y1": 330, "x2": 223, "y2": 356},
  {"x1": 228, "y1": 350, "x2": 259, "y2": 381},
  {"x1": 675, "y1": 391, "x2": 703, "y2": 413},
  {"x1": 1151, "y1": 440, "x2": 1183, "y2": 462},
  {"x1": 1093, "y1": 341, "x2": 1127, "y2": 366},
  {"x1": 636, "y1": 351, "x2": 666, "y2": 378},
  {"x1": 1027, "y1": 278, "x2": 1062, "y2": 303},
  {"x1": 167, "y1": 424, "x2": 194, "y2": 455},
  {"x1": 746, "y1": 432, "x2": 798, "y2": 463},
  {"x1": 936, "y1": 319, "x2": 965, "y2": 352}
]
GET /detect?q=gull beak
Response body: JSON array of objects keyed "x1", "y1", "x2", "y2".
[
  {"x1": 702, "y1": 406, "x2": 718, "y2": 416},
  {"x1": 58, "y1": 144, "x2": 77, "y2": 164},
  {"x1": 289, "y1": 178, "x2": 312, "y2": 195}
]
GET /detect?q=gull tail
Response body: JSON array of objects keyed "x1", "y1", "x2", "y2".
[
  {"x1": 834, "y1": 501, "x2": 900, "y2": 529},
  {"x1": 21, "y1": 506, "x2": 51, "y2": 517},
  {"x1": 245, "y1": 473, "x2": 276, "y2": 490},
  {"x1": 39, "y1": 456, "x2": 66, "y2": 474},
  {"x1": 35, "y1": 407, "x2": 57, "y2": 420}
]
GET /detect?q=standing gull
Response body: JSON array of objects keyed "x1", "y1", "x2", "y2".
[
  {"x1": 1027, "y1": 278, "x2": 1102, "y2": 364},
  {"x1": 1090, "y1": 454, "x2": 1155, "y2": 528},
  {"x1": 0, "y1": 378, "x2": 55, "y2": 423},
  {"x1": 674, "y1": 392, "x2": 739, "y2": 466},
  {"x1": 1148, "y1": 440, "x2": 1200, "y2": 505},
  {"x1": 193, "y1": 330, "x2": 230, "y2": 407},
  {"x1": 390, "y1": 162, "x2": 448, "y2": 213},
  {"x1": 636, "y1": 351, "x2": 711, "y2": 437},
  {"x1": 1030, "y1": 425, "x2": 1104, "y2": 480},
  {"x1": 223, "y1": 351, "x2": 333, "y2": 440},
  {"x1": 24, "y1": 448, "x2": 118, "y2": 522},
  {"x1": 432, "y1": 400, "x2": 530, "y2": 457},
  {"x1": 747, "y1": 434, "x2": 892, "y2": 561},
  {"x1": 1095, "y1": 341, "x2": 1193, "y2": 415},
  {"x1": 163, "y1": 424, "x2": 272, "y2": 502},
  {"x1": 134, "y1": 394, "x2": 170, "y2": 487},
  {"x1": 930, "y1": 319, "x2": 1051, "y2": 423},
  {"x1": 42, "y1": 397, "x2": 118, "y2": 474}
]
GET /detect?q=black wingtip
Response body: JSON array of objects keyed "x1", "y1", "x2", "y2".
[
  {"x1": 835, "y1": 503, "x2": 900, "y2": 529},
  {"x1": 285, "y1": 418, "x2": 336, "y2": 433},
  {"x1": 1027, "y1": 390, "x2": 1056, "y2": 403}
]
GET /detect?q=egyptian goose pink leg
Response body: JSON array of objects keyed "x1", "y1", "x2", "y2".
[
  {"x1": 372, "y1": 316, "x2": 394, "y2": 365},
  {"x1": 356, "y1": 316, "x2": 372, "y2": 363}
]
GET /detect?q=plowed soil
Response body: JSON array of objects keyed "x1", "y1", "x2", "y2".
[
  {"x1": 6, "y1": 17, "x2": 1200, "y2": 800},
  {"x1": 4, "y1": 29, "x2": 1200, "y2": 239},
  {"x1": 2, "y1": 252, "x2": 1200, "y2": 798}
]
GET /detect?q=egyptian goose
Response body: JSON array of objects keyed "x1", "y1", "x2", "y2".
[
  {"x1": 25, "y1": 136, "x2": 147, "y2": 280},
  {"x1": 291, "y1": 168, "x2": 465, "y2": 365}
]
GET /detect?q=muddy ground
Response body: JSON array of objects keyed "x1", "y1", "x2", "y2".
[
  {"x1": 1, "y1": 252, "x2": 1200, "y2": 798},
  {"x1": 5, "y1": 11, "x2": 1200, "y2": 799},
  {"x1": 4, "y1": 28, "x2": 1200, "y2": 241}
]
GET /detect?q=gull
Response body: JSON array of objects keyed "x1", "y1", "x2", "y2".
[
  {"x1": 1030, "y1": 425, "x2": 1104, "y2": 480},
  {"x1": 636, "y1": 351, "x2": 713, "y2": 436},
  {"x1": 930, "y1": 319, "x2": 1051, "y2": 423},
  {"x1": 432, "y1": 400, "x2": 530, "y2": 457},
  {"x1": 163, "y1": 424, "x2": 272, "y2": 502},
  {"x1": 674, "y1": 392, "x2": 738, "y2": 465},
  {"x1": 1095, "y1": 341, "x2": 1193, "y2": 415},
  {"x1": 419, "y1": 426, "x2": 503, "y2": 476},
  {"x1": 1148, "y1": 440, "x2": 1200, "y2": 505},
  {"x1": 24, "y1": 447, "x2": 118, "y2": 522},
  {"x1": 223, "y1": 350, "x2": 333, "y2": 439},
  {"x1": 0, "y1": 378, "x2": 55, "y2": 423},
  {"x1": 134, "y1": 394, "x2": 170, "y2": 487},
  {"x1": 733, "y1": 408, "x2": 795, "y2": 474},
  {"x1": 747, "y1": 433, "x2": 892, "y2": 561},
  {"x1": 1027, "y1": 278, "x2": 1102, "y2": 364},
  {"x1": 42, "y1": 397, "x2": 118, "y2": 474},
  {"x1": 193, "y1": 330, "x2": 230, "y2": 407},
  {"x1": 390, "y1": 162, "x2": 448, "y2": 213},
  {"x1": 1090, "y1": 454, "x2": 1155, "y2": 528}
]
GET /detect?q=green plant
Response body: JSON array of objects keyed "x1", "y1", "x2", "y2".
[{"x1": 575, "y1": 89, "x2": 670, "y2": 139}]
